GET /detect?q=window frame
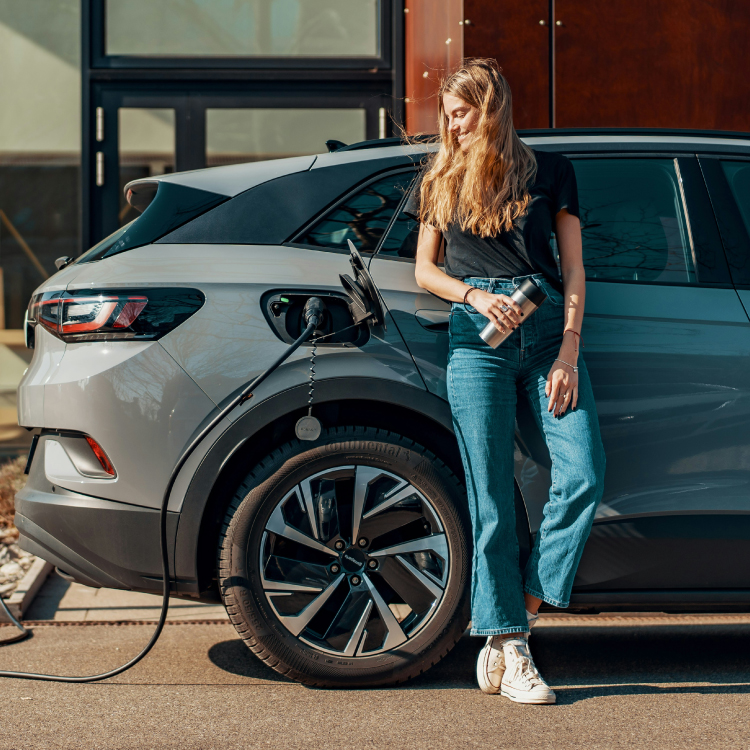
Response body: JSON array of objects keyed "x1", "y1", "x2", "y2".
[
  {"x1": 89, "y1": 0, "x2": 392, "y2": 70},
  {"x1": 698, "y1": 154, "x2": 750, "y2": 289},
  {"x1": 287, "y1": 166, "x2": 418, "y2": 255}
]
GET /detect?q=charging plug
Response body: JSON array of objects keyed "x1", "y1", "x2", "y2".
[{"x1": 302, "y1": 297, "x2": 326, "y2": 329}]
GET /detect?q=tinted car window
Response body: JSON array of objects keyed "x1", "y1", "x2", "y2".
[
  {"x1": 721, "y1": 161, "x2": 750, "y2": 241},
  {"x1": 377, "y1": 203, "x2": 421, "y2": 260},
  {"x1": 297, "y1": 171, "x2": 415, "y2": 253},
  {"x1": 573, "y1": 158, "x2": 696, "y2": 284}
]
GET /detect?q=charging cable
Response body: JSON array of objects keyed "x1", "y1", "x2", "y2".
[{"x1": 0, "y1": 299, "x2": 328, "y2": 682}]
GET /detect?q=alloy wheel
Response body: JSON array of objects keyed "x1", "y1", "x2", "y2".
[{"x1": 259, "y1": 465, "x2": 450, "y2": 657}]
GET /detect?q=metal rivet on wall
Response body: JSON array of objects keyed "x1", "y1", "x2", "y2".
[
  {"x1": 556, "y1": 20, "x2": 563, "y2": 26},
  {"x1": 539, "y1": 19, "x2": 547, "y2": 25}
]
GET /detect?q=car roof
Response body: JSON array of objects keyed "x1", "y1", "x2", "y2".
[{"x1": 125, "y1": 128, "x2": 750, "y2": 200}]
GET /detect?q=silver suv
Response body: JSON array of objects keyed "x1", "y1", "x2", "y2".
[{"x1": 16, "y1": 131, "x2": 750, "y2": 687}]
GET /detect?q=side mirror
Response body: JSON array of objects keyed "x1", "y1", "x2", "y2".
[{"x1": 339, "y1": 240, "x2": 386, "y2": 329}]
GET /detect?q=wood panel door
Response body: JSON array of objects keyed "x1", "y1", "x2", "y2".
[
  {"x1": 463, "y1": 0, "x2": 550, "y2": 129},
  {"x1": 555, "y1": 1, "x2": 750, "y2": 129}
]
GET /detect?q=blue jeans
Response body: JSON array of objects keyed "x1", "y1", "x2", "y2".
[{"x1": 447, "y1": 274, "x2": 606, "y2": 636}]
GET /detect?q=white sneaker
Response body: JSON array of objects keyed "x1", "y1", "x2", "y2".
[
  {"x1": 476, "y1": 635, "x2": 506, "y2": 694},
  {"x1": 501, "y1": 638, "x2": 556, "y2": 704}
]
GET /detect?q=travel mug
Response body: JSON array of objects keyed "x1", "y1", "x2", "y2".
[{"x1": 478, "y1": 278, "x2": 548, "y2": 348}]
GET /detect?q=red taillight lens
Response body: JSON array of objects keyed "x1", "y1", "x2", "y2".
[
  {"x1": 85, "y1": 436, "x2": 116, "y2": 477},
  {"x1": 27, "y1": 288, "x2": 205, "y2": 343}
]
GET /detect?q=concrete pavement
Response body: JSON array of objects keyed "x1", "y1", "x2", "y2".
[
  {"x1": 25, "y1": 571, "x2": 226, "y2": 622},
  {"x1": 1, "y1": 617, "x2": 749, "y2": 749}
]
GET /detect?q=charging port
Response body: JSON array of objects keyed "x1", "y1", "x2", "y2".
[{"x1": 262, "y1": 291, "x2": 368, "y2": 347}]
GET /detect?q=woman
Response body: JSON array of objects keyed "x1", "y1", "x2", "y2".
[{"x1": 406, "y1": 58, "x2": 606, "y2": 705}]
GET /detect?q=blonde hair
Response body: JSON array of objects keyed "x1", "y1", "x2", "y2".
[{"x1": 418, "y1": 58, "x2": 537, "y2": 236}]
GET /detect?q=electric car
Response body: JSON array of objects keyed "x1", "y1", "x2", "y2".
[{"x1": 15, "y1": 131, "x2": 750, "y2": 687}]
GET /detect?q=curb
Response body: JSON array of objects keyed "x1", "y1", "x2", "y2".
[{"x1": 0, "y1": 557, "x2": 53, "y2": 622}]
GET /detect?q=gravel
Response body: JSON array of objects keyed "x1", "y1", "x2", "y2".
[{"x1": 0, "y1": 456, "x2": 34, "y2": 598}]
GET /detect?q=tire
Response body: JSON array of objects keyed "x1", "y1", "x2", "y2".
[{"x1": 217, "y1": 425, "x2": 470, "y2": 688}]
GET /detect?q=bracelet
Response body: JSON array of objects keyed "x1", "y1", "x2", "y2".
[
  {"x1": 462, "y1": 285, "x2": 479, "y2": 311},
  {"x1": 563, "y1": 328, "x2": 585, "y2": 348},
  {"x1": 555, "y1": 358, "x2": 578, "y2": 372}
]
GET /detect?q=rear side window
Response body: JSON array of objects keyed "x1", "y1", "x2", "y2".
[
  {"x1": 78, "y1": 182, "x2": 225, "y2": 262},
  {"x1": 572, "y1": 158, "x2": 697, "y2": 284},
  {"x1": 296, "y1": 171, "x2": 415, "y2": 254}
]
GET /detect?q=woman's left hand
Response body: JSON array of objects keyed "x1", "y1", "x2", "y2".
[{"x1": 546, "y1": 360, "x2": 578, "y2": 416}]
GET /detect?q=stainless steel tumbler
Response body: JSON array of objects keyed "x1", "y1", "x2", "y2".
[{"x1": 478, "y1": 278, "x2": 548, "y2": 348}]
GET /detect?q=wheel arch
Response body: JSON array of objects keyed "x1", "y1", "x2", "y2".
[{"x1": 174, "y1": 378, "x2": 532, "y2": 599}]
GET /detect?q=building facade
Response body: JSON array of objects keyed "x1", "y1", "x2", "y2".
[{"x1": 0, "y1": 0, "x2": 748, "y2": 456}]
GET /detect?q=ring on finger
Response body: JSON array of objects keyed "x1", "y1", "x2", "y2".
[{"x1": 500, "y1": 304, "x2": 510, "y2": 312}]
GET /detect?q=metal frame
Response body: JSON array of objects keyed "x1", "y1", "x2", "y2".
[{"x1": 81, "y1": 0, "x2": 406, "y2": 253}]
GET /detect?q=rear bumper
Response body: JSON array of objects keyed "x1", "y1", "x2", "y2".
[
  {"x1": 15, "y1": 483, "x2": 180, "y2": 594},
  {"x1": 15, "y1": 441, "x2": 193, "y2": 595}
]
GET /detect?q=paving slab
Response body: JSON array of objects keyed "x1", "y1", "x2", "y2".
[{"x1": 25, "y1": 570, "x2": 227, "y2": 622}]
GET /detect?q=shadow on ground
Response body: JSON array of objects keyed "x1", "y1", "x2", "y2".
[
  {"x1": 208, "y1": 638, "x2": 292, "y2": 682},
  {"x1": 205, "y1": 622, "x2": 750, "y2": 699},
  {"x1": 402, "y1": 623, "x2": 750, "y2": 702}
]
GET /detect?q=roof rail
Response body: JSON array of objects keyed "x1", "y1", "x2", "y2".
[
  {"x1": 516, "y1": 127, "x2": 750, "y2": 140},
  {"x1": 332, "y1": 127, "x2": 750, "y2": 153}
]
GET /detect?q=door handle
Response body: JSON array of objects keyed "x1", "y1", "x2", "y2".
[{"x1": 415, "y1": 309, "x2": 450, "y2": 333}]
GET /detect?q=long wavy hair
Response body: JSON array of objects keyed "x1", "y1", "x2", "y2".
[{"x1": 418, "y1": 58, "x2": 537, "y2": 236}]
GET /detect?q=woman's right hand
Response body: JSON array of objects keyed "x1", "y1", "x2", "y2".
[{"x1": 465, "y1": 288, "x2": 524, "y2": 332}]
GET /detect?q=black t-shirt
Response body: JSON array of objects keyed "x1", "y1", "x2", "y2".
[{"x1": 403, "y1": 149, "x2": 579, "y2": 292}]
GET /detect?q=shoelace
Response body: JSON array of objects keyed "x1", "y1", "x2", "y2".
[{"x1": 507, "y1": 650, "x2": 545, "y2": 688}]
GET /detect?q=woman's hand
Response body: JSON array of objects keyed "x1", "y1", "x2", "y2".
[
  {"x1": 466, "y1": 288, "x2": 524, "y2": 332},
  {"x1": 546, "y1": 357, "x2": 578, "y2": 416}
]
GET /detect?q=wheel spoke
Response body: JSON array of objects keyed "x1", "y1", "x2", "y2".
[
  {"x1": 262, "y1": 549, "x2": 329, "y2": 592},
  {"x1": 298, "y1": 478, "x2": 319, "y2": 539},
  {"x1": 268, "y1": 573, "x2": 345, "y2": 636},
  {"x1": 352, "y1": 466, "x2": 385, "y2": 544},
  {"x1": 369, "y1": 533, "x2": 448, "y2": 561},
  {"x1": 266, "y1": 503, "x2": 338, "y2": 558},
  {"x1": 343, "y1": 599, "x2": 374, "y2": 657},
  {"x1": 362, "y1": 575, "x2": 407, "y2": 651},
  {"x1": 374, "y1": 557, "x2": 441, "y2": 615},
  {"x1": 363, "y1": 481, "x2": 417, "y2": 519},
  {"x1": 395, "y1": 555, "x2": 444, "y2": 599}
]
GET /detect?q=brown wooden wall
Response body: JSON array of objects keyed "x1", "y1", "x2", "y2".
[
  {"x1": 404, "y1": 0, "x2": 464, "y2": 134},
  {"x1": 409, "y1": 0, "x2": 750, "y2": 132}
]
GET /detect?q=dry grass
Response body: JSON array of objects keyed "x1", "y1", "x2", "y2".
[{"x1": 0, "y1": 456, "x2": 26, "y2": 540}]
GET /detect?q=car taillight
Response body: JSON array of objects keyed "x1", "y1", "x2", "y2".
[{"x1": 27, "y1": 288, "x2": 205, "y2": 344}]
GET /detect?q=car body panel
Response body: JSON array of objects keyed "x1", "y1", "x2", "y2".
[
  {"x1": 126, "y1": 154, "x2": 318, "y2": 198},
  {"x1": 18, "y1": 320, "x2": 217, "y2": 509}
]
